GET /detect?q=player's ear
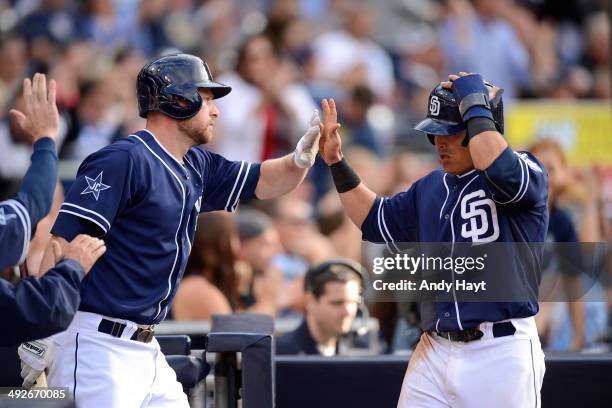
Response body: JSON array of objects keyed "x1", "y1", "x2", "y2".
[{"x1": 304, "y1": 292, "x2": 317, "y2": 312}]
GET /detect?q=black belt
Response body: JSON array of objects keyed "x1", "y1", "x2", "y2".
[
  {"x1": 434, "y1": 321, "x2": 516, "y2": 343},
  {"x1": 98, "y1": 318, "x2": 155, "y2": 343}
]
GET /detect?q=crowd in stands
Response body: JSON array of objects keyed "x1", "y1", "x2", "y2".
[{"x1": 0, "y1": 0, "x2": 609, "y2": 353}]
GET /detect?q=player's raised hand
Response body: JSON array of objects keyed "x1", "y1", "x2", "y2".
[
  {"x1": 63, "y1": 235, "x2": 106, "y2": 274},
  {"x1": 9, "y1": 73, "x2": 60, "y2": 143},
  {"x1": 293, "y1": 109, "x2": 321, "y2": 168},
  {"x1": 441, "y1": 72, "x2": 501, "y2": 100},
  {"x1": 319, "y1": 98, "x2": 343, "y2": 165}
]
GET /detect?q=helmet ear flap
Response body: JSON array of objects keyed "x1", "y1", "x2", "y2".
[{"x1": 428, "y1": 134, "x2": 435, "y2": 145}]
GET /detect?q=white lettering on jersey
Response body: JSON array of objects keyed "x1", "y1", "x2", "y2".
[
  {"x1": 81, "y1": 171, "x2": 111, "y2": 201},
  {"x1": 460, "y1": 189, "x2": 499, "y2": 243},
  {"x1": 517, "y1": 152, "x2": 543, "y2": 173}
]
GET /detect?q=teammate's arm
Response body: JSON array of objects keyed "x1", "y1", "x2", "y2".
[
  {"x1": 255, "y1": 154, "x2": 308, "y2": 200},
  {"x1": 0, "y1": 74, "x2": 60, "y2": 270},
  {"x1": 255, "y1": 110, "x2": 321, "y2": 199},
  {"x1": 318, "y1": 98, "x2": 377, "y2": 228}
]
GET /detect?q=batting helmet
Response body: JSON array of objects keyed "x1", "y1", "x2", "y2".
[
  {"x1": 137, "y1": 53, "x2": 231, "y2": 120},
  {"x1": 414, "y1": 84, "x2": 504, "y2": 145}
]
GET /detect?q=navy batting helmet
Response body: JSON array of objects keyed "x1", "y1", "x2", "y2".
[
  {"x1": 137, "y1": 53, "x2": 231, "y2": 120},
  {"x1": 414, "y1": 84, "x2": 504, "y2": 145}
]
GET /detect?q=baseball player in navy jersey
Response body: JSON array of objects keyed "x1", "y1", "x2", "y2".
[
  {"x1": 18, "y1": 53, "x2": 321, "y2": 406},
  {"x1": 320, "y1": 72, "x2": 548, "y2": 407},
  {"x1": 0, "y1": 73, "x2": 105, "y2": 348}
]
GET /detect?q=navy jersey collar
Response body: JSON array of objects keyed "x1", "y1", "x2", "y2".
[
  {"x1": 136, "y1": 129, "x2": 187, "y2": 169},
  {"x1": 446, "y1": 168, "x2": 477, "y2": 186}
]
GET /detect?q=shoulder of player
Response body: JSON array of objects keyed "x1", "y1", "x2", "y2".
[
  {"x1": 416, "y1": 168, "x2": 447, "y2": 188},
  {"x1": 84, "y1": 137, "x2": 139, "y2": 163}
]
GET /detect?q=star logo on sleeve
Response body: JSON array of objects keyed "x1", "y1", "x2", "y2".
[{"x1": 81, "y1": 171, "x2": 111, "y2": 201}]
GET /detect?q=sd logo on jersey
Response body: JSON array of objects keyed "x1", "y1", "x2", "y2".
[{"x1": 460, "y1": 189, "x2": 499, "y2": 243}]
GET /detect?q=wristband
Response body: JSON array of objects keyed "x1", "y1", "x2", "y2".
[
  {"x1": 330, "y1": 158, "x2": 361, "y2": 193},
  {"x1": 466, "y1": 117, "x2": 498, "y2": 142}
]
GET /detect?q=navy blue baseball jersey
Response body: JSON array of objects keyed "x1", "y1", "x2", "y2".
[
  {"x1": 51, "y1": 129, "x2": 261, "y2": 325},
  {"x1": 0, "y1": 199, "x2": 31, "y2": 270},
  {"x1": 362, "y1": 147, "x2": 548, "y2": 331}
]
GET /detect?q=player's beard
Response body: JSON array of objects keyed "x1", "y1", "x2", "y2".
[{"x1": 178, "y1": 119, "x2": 213, "y2": 146}]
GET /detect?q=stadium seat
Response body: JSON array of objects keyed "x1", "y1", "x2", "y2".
[{"x1": 156, "y1": 334, "x2": 191, "y2": 356}]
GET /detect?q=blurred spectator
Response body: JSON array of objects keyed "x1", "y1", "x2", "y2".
[
  {"x1": 235, "y1": 209, "x2": 284, "y2": 316},
  {"x1": 0, "y1": 36, "x2": 28, "y2": 113},
  {"x1": 276, "y1": 259, "x2": 363, "y2": 355},
  {"x1": 59, "y1": 76, "x2": 123, "y2": 160},
  {"x1": 311, "y1": 2, "x2": 395, "y2": 102},
  {"x1": 338, "y1": 85, "x2": 383, "y2": 156},
  {"x1": 531, "y1": 138, "x2": 608, "y2": 350},
  {"x1": 439, "y1": 0, "x2": 530, "y2": 99},
  {"x1": 172, "y1": 212, "x2": 240, "y2": 320},
  {"x1": 213, "y1": 34, "x2": 316, "y2": 162}
]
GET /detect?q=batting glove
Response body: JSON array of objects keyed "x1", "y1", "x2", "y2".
[
  {"x1": 451, "y1": 74, "x2": 494, "y2": 123},
  {"x1": 18, "y1": 337, "x2": 55, "y2": 388},
  {"x1": 293, "y1": 109, "x2": 321, "y2": 168}
]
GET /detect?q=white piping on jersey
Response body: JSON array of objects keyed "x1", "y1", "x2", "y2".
[
  {"x1": 184, "y1": 211, "x2": 192, "y2": 255},
  {"x1": 231, "y1": 163, "x2": 252, "y2": 212},
  {"x1": 448, "y1": 173, "x2": 479, "y2": 331},
  {"x1": 4, "y1": 199, "x2": 31, "y2": 264},
  {"x1": 225, "y1": 161, "x2": 245, "y2": 212},
  {"x1": 58, "y1": 209, "x2": 109, "y2": 234},
  {"x1": 380, "y1": 204, "x2": 401, "y2": 253},
  {"x1": 376, "y1": 199, "x2": 392, "y2": 253},
  {"x1": 129, "y1": 134, "x2": 186, "y2": 322},
  {"x1": 456, "y1": 169, "x2": 476, "y2": 178},
  {"x1": 515, "y1": 155, "x2": 531, "y2": 203},
  {"x1": 492, "y1": 152, "x2": 526, "y2": 205},
  {"x1": 61, "y1": 203, "x2": 111, "y2": 231},
  {"x1": 183, "y1": 157, "x2": 202, "y2": 179},
  {"x1": 141, "y1": 129, "x2": 185, "y2": 167},
  {"x1": 439, "y1": 174, "x2": 449, "y2": 220}
]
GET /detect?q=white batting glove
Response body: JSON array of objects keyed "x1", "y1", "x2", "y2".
[
  {"x1": 293, "y1": 109, "x2": 321, "y2": 168},
  {"x1": 18, "y1": 338, "x2": 55, "y2": 388}
]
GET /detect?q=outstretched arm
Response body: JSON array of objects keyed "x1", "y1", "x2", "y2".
[
  {"x1": 255, "y1": 154, "x2": 308, "y2": 199},
  {"x1": 319, "y1": 98, "x2": 376, "y2": 228},
  {"x1": 255, "y1": 110, "x2": 321, "y2": 199}
]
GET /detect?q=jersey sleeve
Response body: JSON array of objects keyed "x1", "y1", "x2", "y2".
[
  {"x1": 482, "y1": 147, "x2": 547, "y2": 208},
  {"x1": 361, "y1": 185, "x2": 419, "y2": 251},
  {"x1": 52, "y1": 148, "x2": 134, "y2": 241},
  {"x1": 0, "y1": 259, "x2": 84, "y2": 346},
  {"x1": 0, "y1": 199, "x2": 31, "y2": 269},
  {"x1": 195, "y1": 148, "x2": 261, "y2": 213}
]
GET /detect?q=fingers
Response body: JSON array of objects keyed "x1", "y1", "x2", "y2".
[
  {"x1": 9, "y1": 109, "x2": 26, "y2": 128},
  {"x1": 92, "y1": 244, "x2": 107, "y2": 260},
  {"x1": 51, "y1": 240, "x2": 63, "y2": 264},
  {"x1": 48, "y1": 79, "x2": 57, "y2": 107},
  {"x1": 321, "y1": 99, "x2": 330, "y2": 116},
  {"x1": 23, "y1": 77, "x2": 32, "y2": 107},
  {"x1": 33, "y1": 73, "x2": 47, "y2": 103}
]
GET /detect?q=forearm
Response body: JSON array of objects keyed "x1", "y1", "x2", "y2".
[
  {"x1": 255, "y1": 154, "x2": 307, "y2": 199},
  {"x1": 339, "y1": 184, "x2": 377, "y2": 229},
  {"x1": 16, "y1": 138, "x2": 58, "y2": 230},
  {"x1": 467, "y1": 127, "x2": 508, "y2": 170}
]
